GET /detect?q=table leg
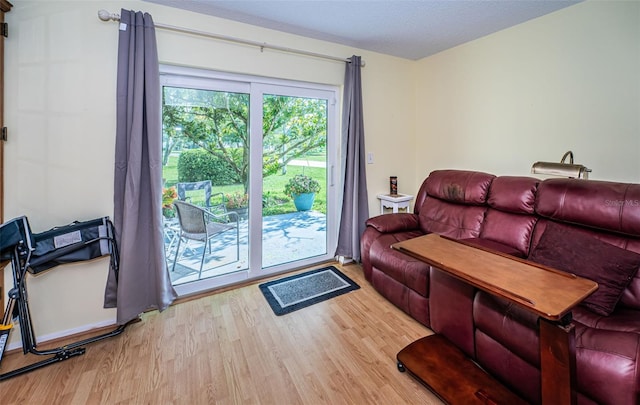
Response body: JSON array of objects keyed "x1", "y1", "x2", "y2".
[{"x1": 539, "y1": 317, "x2": 577, "y2": 405}]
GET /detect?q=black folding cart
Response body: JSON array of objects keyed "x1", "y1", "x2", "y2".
[{"x1": 0, "y1": 216, "x2": 128, "y2": 381}]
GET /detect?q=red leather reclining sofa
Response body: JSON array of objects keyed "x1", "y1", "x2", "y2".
[{"x1": 361, "y1": 169, "x2": 640, "y2": 404}]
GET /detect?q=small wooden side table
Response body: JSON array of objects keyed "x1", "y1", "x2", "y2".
[{"x1": 377, "y1": 193, "x2": 414, "y2": 214}]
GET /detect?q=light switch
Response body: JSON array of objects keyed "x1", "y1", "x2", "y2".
[{"x1": 367, "y1": 152, "x2": 374, "y2": 164}]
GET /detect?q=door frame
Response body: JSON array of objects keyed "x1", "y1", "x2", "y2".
[{"x1": 160, "y1": 65, "x2": 340, "y2": 296}]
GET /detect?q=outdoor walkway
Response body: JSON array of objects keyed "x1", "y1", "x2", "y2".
[
  {"x1": 288, "y1": 159, "x2": 326, "y2": 168},
  {"x1": 166, "y1": 211, "x2": 327, "y2": 285}
]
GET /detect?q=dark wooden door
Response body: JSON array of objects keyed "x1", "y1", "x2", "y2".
[{"x1": 0, "y1": 0, "x2": 12, "y2": 318}]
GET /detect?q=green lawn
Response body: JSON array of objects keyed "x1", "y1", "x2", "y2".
[{"x1": 163, "y1": 155, "x2": 327, "y2": 216}]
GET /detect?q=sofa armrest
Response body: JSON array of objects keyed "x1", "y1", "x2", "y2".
[{"x1": 365, "y1": 213, "x2": 420, "y2": 233}]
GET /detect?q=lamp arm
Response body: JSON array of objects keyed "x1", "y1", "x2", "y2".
[{"x1": 560, "y1": 151, "x2": 574, "y2": 164}]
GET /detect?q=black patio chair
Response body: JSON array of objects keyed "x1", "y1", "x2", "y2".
[
  {"x1": 172, "y1": 201, "x2": 239, "y2": 279},
  {"x1": 176, "y1": 180, "x2": 226, "y2": 214}
]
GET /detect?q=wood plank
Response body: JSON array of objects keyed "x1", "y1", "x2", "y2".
[
  {"x1": 540, "y1": 319, "x2": 577, "y2": 404},
  {"x1": 397, "y1": 334, "x2": 527, "y2": 405},
  {"x1": 0, "y1": 263, "x2": 444, "y2": 404},
  {"x1": 0, "y1": 1, "x2": 11, "y2": 13},
  {"x1": 392, "y1": 234, "x2": 598, "y2": 320}
]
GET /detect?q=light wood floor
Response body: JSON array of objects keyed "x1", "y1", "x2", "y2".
[{"x1": 1, "y1": 263, "x2": 443, "y2": 404}]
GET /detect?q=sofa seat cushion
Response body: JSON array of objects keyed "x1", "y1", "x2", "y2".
[
  {"x1": 529, "y1": 221, "x2": 640, "y2": 316},
  {"x1": 369, "y1": 231, "x2": 430, "y2": 297}
]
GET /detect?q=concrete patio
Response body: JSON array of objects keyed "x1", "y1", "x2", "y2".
[{"x1": 165, "y1": 211, "x2": 327, "y2": 285}]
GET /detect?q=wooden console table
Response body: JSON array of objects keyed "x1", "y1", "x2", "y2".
[{"x1": 392, "y1": 234, "x2": 598, "y2": 404}]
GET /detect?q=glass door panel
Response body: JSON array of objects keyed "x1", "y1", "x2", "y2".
[
  {"x1": 162, "y1": 85, "x2": 250, "y2": 285},
  {"x1": 261, "y1": 94, "x2": 328, "y2": 268}
]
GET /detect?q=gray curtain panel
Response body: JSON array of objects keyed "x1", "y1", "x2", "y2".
[
  {"x1": 335, "y1": 55, "x2": 369, "y2": 262},
  {"x1": 104, "y1": 9, "x2": 177, "y2": 324}
]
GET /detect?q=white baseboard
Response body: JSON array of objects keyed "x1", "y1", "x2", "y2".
[{"x1": 5, "y1": 318, "x2": 117, "y2": 352}]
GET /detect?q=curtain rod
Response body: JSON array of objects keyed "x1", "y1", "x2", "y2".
[{"x1": 97, "y1": 10, "x2": 364, "y2": 67}]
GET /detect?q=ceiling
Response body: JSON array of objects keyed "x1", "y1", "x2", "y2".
[{"x1": 143, "y1": 0, "x2": 581, "y2": 60}]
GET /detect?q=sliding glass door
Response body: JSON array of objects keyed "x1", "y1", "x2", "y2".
[
  {"x1": 258, "y1": 88, "x2": 331, "y2": 269},
  {"x1": 160, "y1": 66, "x2": 339, "y2": 296}
]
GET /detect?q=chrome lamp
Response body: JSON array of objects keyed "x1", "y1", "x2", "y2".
[{"x1": 531, "y1": 151, "x2": 591, "y2": 179}]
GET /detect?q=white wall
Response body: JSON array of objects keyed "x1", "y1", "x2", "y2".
[
  {"x1": 414, "y1": 0, "x2": 640, "y2": 185},
  {"x1": 4, "y1": 0, "x2": 638, "y2": 346},
  {"x1": 3, "y1": 0, "x2": 415, "y2": 346}
]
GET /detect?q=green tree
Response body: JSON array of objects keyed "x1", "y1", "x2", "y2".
[{"x1": 162, "y1": 87, "x2": 326, "y2": 193}]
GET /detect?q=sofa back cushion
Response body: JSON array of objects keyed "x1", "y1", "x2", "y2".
[
  {"x1": 536, "y1": 178, "x2": 640, "y2": 236},
  {"x1": 487, "y1": 176, "x2": 538, "y2": 215},
  {"x1": 534, "y1": 178, "x2": 640, "y2": 310},
  {"x1": 480, "y1": 176, "x2": 539, "y2": 257},
  {"x1": 419, "y1": 199, "x2": 488, "y2": 239},
  {"x1": 423, "y1": 170, "x2": 495, "y2": 204},
  {"x1": 418, "y1": 170, "x2": 494, "y2": 238}
]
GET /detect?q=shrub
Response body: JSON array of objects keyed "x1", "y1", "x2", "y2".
[
  {"x1": 224, "y1": 192, "x2": 249, "y2": 209},
  {"x1": 177, "y1": 148, "x2": 236, "y2": 185},
  {"x1": 162, "y1": 186, "x2": 177, "y2": 218}
]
